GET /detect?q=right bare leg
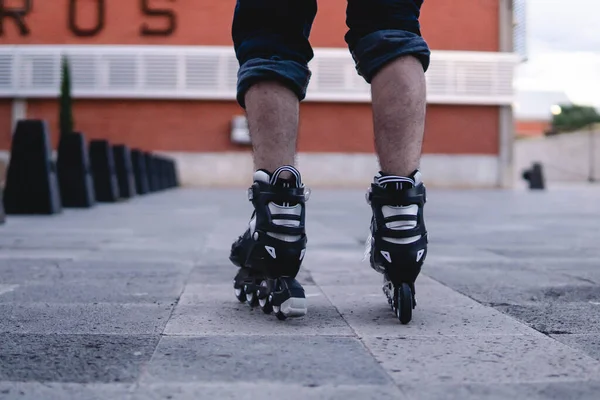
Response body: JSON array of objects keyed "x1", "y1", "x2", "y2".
[{"x1": 345, "y1": 0, "x2": 431, "y2": 325}]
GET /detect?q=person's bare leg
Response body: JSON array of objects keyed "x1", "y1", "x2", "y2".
[
  {"x1": 371, "y1": 55, "x2": 426, "y2": 177},
  {"x1": 245, "y1": 81, "x2": 299, "y2": 175}
]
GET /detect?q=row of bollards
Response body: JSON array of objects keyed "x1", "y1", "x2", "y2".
[{"x1": 1, "y1": 119, "x2": 179, "y2": 221}]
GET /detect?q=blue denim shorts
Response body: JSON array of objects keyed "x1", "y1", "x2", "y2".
[{"x1": 232, "y1": 0, "x2": 431, "y2": 108}]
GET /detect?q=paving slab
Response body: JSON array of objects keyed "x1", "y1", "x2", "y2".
[
  {"x1": 142, "y1": 336, "x2": 391, "y2": 386},
  {"x1": 132, "y1": 383, "x2": 406, "y2": 400},
  {"x1": 551, "y1": 334, "x2": 600, "y2": 361},
  {"x1": 319, "y1": 280, "x2": 534, "y2": 337},
  {"x1": 400, "y1": 381, "x2": 600, "y2": 400},
  {"x1": 424, "y1": 259, "x2": 600, "y2": 306},
  {"x1": 164, "y1": 284, "x2": 352, "y2": 336},
  {"x1": 0, "y1": 334, "x2": 158, "y2": 383},
  {"x1": 0, "y1": 259, "x2": 190, "y2": 303},
  {"x1": 0, "y1": 303, "x2": 173, "y2": 335},
  {"x1": 0, "y1": 383, "x2": 134, "y2": 400},
  {"x1": 362, "y1": 335, "x2": 600, "y2": 386},
  {"x1": 187, "y1": 262, "x2": 315, "y2": 286},
  {"x1": 495, "y1": 303, "x2": 600, "y2": 334}
]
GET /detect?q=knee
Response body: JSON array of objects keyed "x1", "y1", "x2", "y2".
[
  {"x1": 350, "y1": 30, "x2": 431, "y2": 83},
  {"x1": 236, "y1": 58, "x2": 312, "y2": 108},
  {"x1": 232, "y1": 0, "x2": 317, "y2": 107},
  {"x1": 345, "y1": 0, "x2": 431, "y2": 82}
]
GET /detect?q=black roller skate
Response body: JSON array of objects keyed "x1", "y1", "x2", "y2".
[
  {"x1": 365, "y1": 170, "x2": 428, "y2": 324},
  {"x1": 230, "y1": 165, "x2": 309, "y2": 320}
]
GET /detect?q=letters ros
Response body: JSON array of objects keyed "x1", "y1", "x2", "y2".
[{"x1": 0, "y1": 0, "x2": 177, "y2": 37}]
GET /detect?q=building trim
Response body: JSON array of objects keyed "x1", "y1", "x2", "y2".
[{"x1": 0, "y1": 45, "x2": 519, "y2": 106}]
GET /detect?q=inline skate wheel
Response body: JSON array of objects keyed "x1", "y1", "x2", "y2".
[
  {"x1": 273, "y1": 305, "x2": 287, "y2": 321},
  {"x1": 245, "y1": 284, "x2": 259, "y2": 307},
  {"x1": 396, "y1": 283, "x2": 414, "y2": 324},
  {"x1": 258, "y1": 280, "x2": 273, "y2": 314},
  {"x1": 234, "y1": 286, "x2": 246, "y2": 303}
]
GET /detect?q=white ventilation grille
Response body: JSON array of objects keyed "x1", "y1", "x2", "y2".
[{"x1": 0, "y1": 45, "x2": 518, "y2": 105}]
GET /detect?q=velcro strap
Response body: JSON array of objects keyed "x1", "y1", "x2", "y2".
[
  {"x1": 383, "y1": 214, "x2": 418, "y2": 223},
  {"x1": 259, "y1": 224, "x2": 304, "y2": 236},
  {"x1": 251, "y1": 183, "x2": 306, "y2": 205},
  {"x1": 270, "y1": 214, "x2": 302, "y2": 221},
  {"x1": 368, "y1": 184, "x2": 425, "y2": 206}
]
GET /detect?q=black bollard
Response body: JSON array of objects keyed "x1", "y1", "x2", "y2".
[
  {"x1": 0, "y1": 188, "x2": 5, "y2": 224},
  {"x1": 170, "y1": 159, "x2": 180, "y2": 187},
  {"x1": 3, "y1": 120, "x2": 62, "y2": 214},
  {"x1": 522, "y1": 162, "x2": 546, "y2": 190},
  {"x1": 153, "y1": 156, "x2": 163, "y2": 191},
  {"x1": 89, "y1": 140, "x2": 120, "y2": 202},
  {"x1": 113, "y1": 144, "x2": 137, "y2": 199},
  {"x1": 157, "y1": 157, "x2": 168, "y2": 190},
  {"x1": 164, "y1": 158, "x2": 173, "y2": 189},
  {"x1": 144, "y1": 152, "x2": 158, "y2": 192},
  {"x1": 164, "y1": 158, "x2": 174, "y2": 188},
  {"x1": 131, "y1": 149, "x2": 149, "y2": 195},
  {"x1": 57, "y1": 132, "x2": 96, "y2": 208}
]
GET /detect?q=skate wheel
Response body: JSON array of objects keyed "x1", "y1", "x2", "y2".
[
  {"x1": 245, "y1": 285, "x2": 259, "y2": 307},
  {"x1": 271, "y1": 305, "x2": 286, "y2": 320},
  {"x1": 258, "y1": 280, "x2": 273, "y2": 314},
  {"x1": 234, "y1": 286, "x2": 246, "y2": 303},
  {"x1": 396, "y1": 283, "x2": 413, "y2": 325}
]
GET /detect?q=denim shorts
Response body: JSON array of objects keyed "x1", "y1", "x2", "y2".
[{"x1": 232, "y1": 0, "x2": 431, "y2": 108}]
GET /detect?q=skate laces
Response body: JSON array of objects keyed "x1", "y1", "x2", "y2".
[
  {"x1": 375, "y1": 170, "x2": 422, "y2": 190},
  {"x1": 270, "y1": 165, "x2": 302, "y2": 188}
]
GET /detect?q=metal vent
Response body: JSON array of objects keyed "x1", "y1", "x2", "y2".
[
  {"x1": 0, "y1": 45, "x2": 519, "y2": 105},
  {"x1": 0, "y1": 53, "x2": 12, "y2": 89}
]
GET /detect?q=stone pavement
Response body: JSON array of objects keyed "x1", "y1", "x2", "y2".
[{"x1": 1, "y1": 186, "x2": 600, "y2": 399}]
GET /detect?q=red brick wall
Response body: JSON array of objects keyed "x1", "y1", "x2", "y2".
[
  {"x1": 0, "y1": 100, "x2": 11, "y2": 150},
  {"x1": 23, "y1": 99, "x2": 498, "y2": 155},
  {"x1": 0, "y1": 0, "x2": 501, "y2": 154},
  {"x1": 516, "y1": 120, "x2": 550, "y2": 137}
]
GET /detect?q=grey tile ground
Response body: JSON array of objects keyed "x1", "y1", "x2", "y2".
[
  {"x1": 0, "y1": 303, "x2": 173, "y2": 335},
  {"x1": 1, "y1": 187, "x2": 600, "y2": 399},
  {"x1": 0, "y1": 260, "x2": 190, "y2": 304},
  {"x1": 495, "y1": 303, "x2": 600, "y2": 334},
  {"x1": 362, "y1": 335, "x2": 600, "y2": 385},
  {"x1": 187, "y1": 262, "x2": 315, "y2": 285},
  {"x1": 142, "y1": 336, "x2": 391, "y2": 386},
  {"x1": 551, "y1": 334, "x2": 600, "y2": 361},
  {"x1": 423, "y1": 259, "x2": 598, "y2": 306},
  {"x1": 164, "y1": 284, "x2": 352, "y2": 336},
  {"x1": 0, "y1": 383, "x2": 135, "y2": 400},
  {"x1": 132, "y1": 383, "x2": 406, "y2": 400},
  {"x1": 400, "y1": 381, "x2": 600, "y2": 400},
  {"x1": 320, "y1": 281, "x2": 534, "y2": 337},
  {"x1": 0, "y1": 334, "x2": 158, "y2": 383}
]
